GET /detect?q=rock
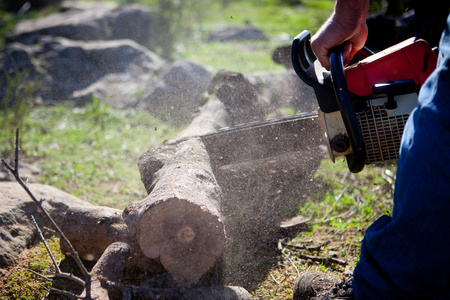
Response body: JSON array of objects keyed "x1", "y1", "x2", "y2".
[
  {"x1": 144, "y1": 60, "x2": 212, "y2": 125},
  {"x1": 60, "y1": 0, "x2": 119, "y2": 12},
  {"x1": 0, "y1": 160, "x2": 41, "y2": 182},
  {"x1": 2, "y1": 0, "x2": 62, "y2": 12},
  {"x1": 0, "y1": 182, "x2": 92, "y2": 268},
  {"x1": 245, "y1": 70, "x2": 318, "y2": 115},
  {"x1": 207, "y1": 26, "x2": 268, "y2": 42},
  {"x1": 272, "y1": 44, "x2": 292, "y2": 69},
  {"x1": 34, "y1": 36, "x2": 165, "y2": 101},
  {"x1": 6, "y1": 8, "x2": 113, "y2": 45},
  {"x1": 1, "y1": 42, "x2": 34, "y2": 73},
  {"x1": 207, "y1": 70, "x2": 264, "y2": 125},
  {"x1": 0, "y1": 42, "x2": 45, "y2": 106},
  {"x1": 5, "y1": 3, "x2": 153, "y2": 46},
  {"x1": 110, "y1": 4, "x2": 154, "y2": 46}
]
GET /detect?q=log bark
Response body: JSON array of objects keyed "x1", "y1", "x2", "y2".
[
  {"x1": 172, "y1": 97, "x2": 228, "y2": 141},
  {"x1": 60, "y1": 205, "x2": 163, "y2": 273},
  {"x1": 101, "y1": 272, "x2": 252, "y2": 300},
  {"x1": 102, "y1": 280, "x2": 253, "y2": 300},
  {"x1": 123, "y1": 137, "x2": 226, "y2": 287},
  {"x1": 81, "y1": 242, "x2": 131, "y2": 299}
]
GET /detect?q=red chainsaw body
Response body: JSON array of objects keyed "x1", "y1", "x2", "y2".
[{"x1": 345, "y1": 38, "x2": 437, "y2": 97}]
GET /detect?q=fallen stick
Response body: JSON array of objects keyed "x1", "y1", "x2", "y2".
[
  {"x1": 80, "y1": 242, "x2": 131, "y2": 299},
  {"x1": 297, "y1": 253, "x2": 347, "y2": 266}
]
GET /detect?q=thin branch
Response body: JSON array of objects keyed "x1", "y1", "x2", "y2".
[
  {"x1": 280, "y1": 240, "x2": 324, "y2": 251},
  {"x1": 280, "y1": 249, "x2": 300, "y2": 277},
  {"x1": 30, "y1": 216, "x2": 84, "y2": 285},
  {"x1": 1, "y1": 128, "x2": 92, "y2": 299},
  {"x1": 296, "y1": 253, "x2": 347, "y2": 266},
  {"x1": 46, "y1": 272, "x2": 85, "y2": 287},
  {"x1": 31, "y1": 215, "x2": 61, "y2": 273},
  {"x1": 270, "y1": 273, "x2": 281, "y2": 285},
  {"x1": 49, "y1": 287, "x2": 86, "y2": 300},
  {"x1": 26, "y1": 268, "x2": 53, "y2": 282}
]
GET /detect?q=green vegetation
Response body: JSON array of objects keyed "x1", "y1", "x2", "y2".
[
  {"x1": 252, "y1": 160, "x2": 396, "y2": 299},
  {"x1": 174, "y1": 0, "x2": 335, "y2": 72},
  {"x1": 1, "y1": 236, "x2": 63, "y2": 300},
  {"x1": 0, "y1": 101, "x2": 182, "y2": 208}
]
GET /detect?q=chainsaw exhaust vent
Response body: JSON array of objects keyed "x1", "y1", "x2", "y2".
[{"x1": 357, "y1": 105, "x2": 409, "y2": 164}]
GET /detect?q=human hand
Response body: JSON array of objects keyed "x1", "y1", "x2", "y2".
[{"x1": 310, "y1": 0, "x2": 369, "y2": 69}]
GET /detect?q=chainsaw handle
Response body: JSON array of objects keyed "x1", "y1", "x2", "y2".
[
  {"x1": 291, "y1": 30, "x2": 322, "y2": 89},
  {"x1": 329, "y1": 47, "x2": 366, "y2": 173}
]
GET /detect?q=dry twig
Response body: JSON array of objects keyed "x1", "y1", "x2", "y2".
[{"x1": 1, "y1": 129, "x2": 92, "y2": 299}]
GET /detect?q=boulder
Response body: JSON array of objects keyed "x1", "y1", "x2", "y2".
[
  {"x1": 143, "y1": 60, "x2": 212, "y2": 125},
  {"x1": 29, "y1": 36, "x2": 165, "y2": 102},
  {"x1": 0, "y1": 182, "x2": 92, "y2": 268},
  {"x1": 5, "y1": 3, "x2": 153, "y2": 46},
  {"x1": 245, "y1": 70, "x2": 318, "y2": 115},
  {"x1": 207, "y1": 70, "x2": 264, "y2": 125},
  {"x1": 0, "y1": 160, "x2": 40, "y2": 182}
]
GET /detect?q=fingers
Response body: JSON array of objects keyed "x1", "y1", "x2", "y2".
[{"x1": 342, "y1": 41, "x2": 353, "y2": 66}]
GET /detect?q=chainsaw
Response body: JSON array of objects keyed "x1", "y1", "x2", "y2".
[
  {"x1": 199, "y1": 30, "x2": 436, "y2": 173},
  {"x1": 292, "y1": 30, "x2": 437, "y2": 173}
]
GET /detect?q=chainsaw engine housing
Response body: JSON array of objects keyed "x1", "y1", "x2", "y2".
[{"x1": 292, "y1": 31, "x2": 437, "y2": 172}]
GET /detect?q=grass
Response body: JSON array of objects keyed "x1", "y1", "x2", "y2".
[
  {"x1": 0, "y1": 100, "x2": 182, "y2": 209},
  {"x1": 175, "y1": 0, "x2": 335, "y2": 72},
  {"x1": 252, "y1": 160, "x2": 396, "y2": 299},
  {"x1": 0, "y1": 236, "x2": 63, "y2": 300}
]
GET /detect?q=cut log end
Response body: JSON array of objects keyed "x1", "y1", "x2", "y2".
[{"x1": 138, "y1": 197, "x2": 226, "y2": 287}]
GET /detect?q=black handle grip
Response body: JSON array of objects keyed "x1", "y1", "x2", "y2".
[
  {"x1": 329, "y1": 47, "x2": 366, "y2": 173},
  {"x1": 291, "y1": 30, "x2": 322, "y2": 89}
]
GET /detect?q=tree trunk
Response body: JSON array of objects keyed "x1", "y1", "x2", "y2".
[
  {"x1": 60, "y1": 205, "x2": 163, "y2": 273},
  {"x1": 123, "y1": 137, "x2": 226, "y2": 287}
]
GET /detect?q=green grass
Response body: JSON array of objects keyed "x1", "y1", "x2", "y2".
[
  {"x1": 1, "y1": 236, "x2": 63, "y2": 300},
  {"x1": 0, "y1": 101, "x2": 182, "y2": 209},
  {"x1": 176, "y1": 0, "x2": 335, "y2": 72},
  {"x1": 303, "y1": 158, "x2": 396, "y2": 230}
]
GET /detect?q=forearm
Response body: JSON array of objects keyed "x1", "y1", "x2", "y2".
[{"x1": 333, "y1": 0, "x2": 370, "y2": 29}]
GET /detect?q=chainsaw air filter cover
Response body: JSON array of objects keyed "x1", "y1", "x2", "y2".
[{"x1": 346, "y1": 38, "x2": 437, "y2": 166}]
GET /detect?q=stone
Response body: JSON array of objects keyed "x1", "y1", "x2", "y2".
[
  {"x1": 34, "y1": 36, "x2": 166, "y2": 101},
  {"x1": 0, "y1": 160, "x2": 41, "y2": 182},
  {"x1": 5, "y1": 3, "x2": 153, "y2": 46},
  {"x1": 144, "y1": 60, "x2": 212, "y2": 125},
  {"x1": 0, "y1": 182, "x2": 92, "y2": 268}
]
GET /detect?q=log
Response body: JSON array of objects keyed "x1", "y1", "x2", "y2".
[
  {"x1": 60, "y1": 205, "x2": 163, "y2": 273},
  {"x1": 80, "y1": 242, "x2": 131, "y2": 299},
  {"x1": 172, "y1": 97, "x2": 228, "y2": 141},
  {"x1": 123, "y1": 137, "x2": 226, "y2": 287},
  {"x1": 101, "y1": 272, "x2": 252, "y2": 300}
]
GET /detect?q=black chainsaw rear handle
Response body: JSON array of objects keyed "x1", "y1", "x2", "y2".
[
  {"x1": 329, "y1": 47, "x2": 366, "y2": 173},
  {"x1": 291, "y1": 30, "x2": 322, "y2": 89},
  {"x1": 292, "y1": 30, "x2": 374, "y2": 114},
  {"x1": 291, "y1": 30, "x2": 374, "y2": 87}
]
